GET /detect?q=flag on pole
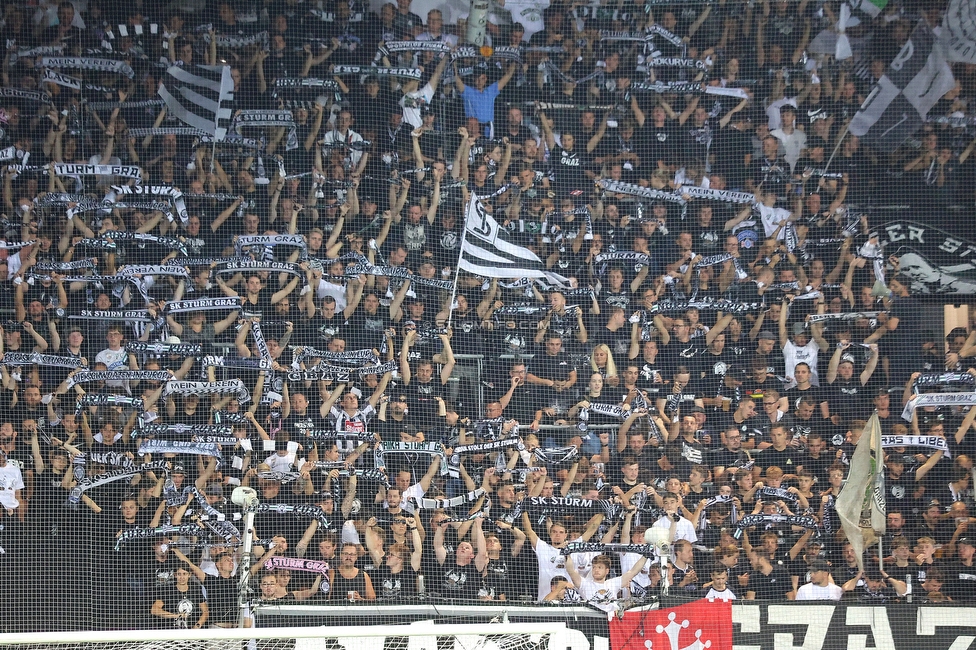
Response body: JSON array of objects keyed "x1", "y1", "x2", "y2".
[
  {"x1": 459, "y1": 194, "x2": 571, "y2": 287},
  {"x1": 942, "y1": 0, "x2": 976, "y2": 63},
  {"x1": 835, "y1": 413, "x2": 886, "y2": 572},
  {"x1": 157, "y1": 64, "x2": 234, "y2": 140},
  {"x1": 610, "y1": 600, "x2": 733, "y2": 650},
  {"x1": 848, "y1": 21, "x2": 955, "y2": 153},
  {"x1": 851, "y1": 0, "x2": 888, "y2": 17}
]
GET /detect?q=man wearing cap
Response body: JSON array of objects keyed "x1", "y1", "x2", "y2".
[
  {"x1": 753, "y1": 329, "x2": 786, "y2": 378},
  {"x1": 946, "y1": 537, "x2": 976, "y2": 601},
  {"x1": 825, "y1": 340, "x2": 879, "y2": 424},
  {"x1": 796, "y1": 559, "x2": 842, "y2": 600}
]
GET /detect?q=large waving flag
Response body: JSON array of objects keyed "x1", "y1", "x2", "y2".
[
  {"x1": 158, "y1": 64, "x2": 235, "y2": 140},
  {"x1": 849, "y1": 21, "x2": 955, "y2": 153},
  {"x1": 459, "y1": 194, "x2": 571, "y2": 287},
  {"x1": 943, "y1": 0, "x2": 976, "y2": 63},
  {"x1": 835, "y1": 413, "x2": 887, "y2": 571}
]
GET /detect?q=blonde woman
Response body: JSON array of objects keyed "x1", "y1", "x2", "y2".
[{"x1": 589, "y1": 344, "x2": 619, "y2": 387}]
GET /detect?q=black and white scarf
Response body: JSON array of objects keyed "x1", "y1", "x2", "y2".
[
  {"x1": 140, "y1": 423, "x2": 233, "y2": 437},
  {"x1": 332, "y1": 65, "x2": 423, "y2": 80},
  {"x1": 38, "y1": 56, "x2": 136, "y2": 78},
  {"x1": 76, "y1": 393, "x2": 145, "y2": 416},
  {"x1": 69, "y1": 308, "x2": 152, "y2": 322},
  {"x1": 138, "y1": 439, "x2": 224, "y2": 462},
  {"x1": 733, "y1": 513, "x2": 819, "y2": 538},
  {"x1": 126, "y1": 341, "x2": 203, "y2": 357},
  {"x1": 287, "y1": 361, "x2": 398, "y2": 382},
  {"x1": 235, "y1": 234, "x2": 308, "y2": 260},
  {"x1": 0, "y1": 352, "x2": 86, "y2": 368},
  {"x1": 0, "y1": 86, "x2": 52, "y2": 104},
  {"x1": 164, "y1": 297, "x2": 241, "y2": 314},
  {"x1": 163, "y1": 379, "x2": 251, "y2": 404},
  {"x1": 53, "y1": 163, "x2": 141, "y2": 178},
  {"x1": 65, "y1": 370, "x2": 171, "y2": 388},
  {"x1": 881, "y1": 434, "x2": 952, "y2": 457},
  {"x1": 114, "y1": 523, "x2": 206, "y2": 550},
  {"x1": 902, "y1": 392, "x2": 976, "y2": 421}
]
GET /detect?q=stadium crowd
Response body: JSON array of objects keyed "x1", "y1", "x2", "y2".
[{"x1": 1, "y1": 0, "x2": 976, "y2": 633}]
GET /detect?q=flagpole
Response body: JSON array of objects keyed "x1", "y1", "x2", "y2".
[
  {"x1": 820, "y1": 122, "x2": 851, "y2": 182},
  {"x1": 446, "y1": 193, "x2": 474, "y2": 331}
]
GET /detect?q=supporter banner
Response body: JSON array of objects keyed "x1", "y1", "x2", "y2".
[
  {"x1": 880, "y1": 219, "x2": 976, "y2": 294},
  {"x1": 252, "y1": 601, "x2": 976, "y2": 650},
  {"x1": 613, "y1": 601, "x2": 733, "y2": 650}
]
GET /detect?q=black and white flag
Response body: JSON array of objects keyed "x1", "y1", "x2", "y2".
[
  {"x1": 158, "y1": 64, "x2": 234, "y2": 140},
  {"x1": 459, "y1": 194, "x2": 571, "y2": 287},
  {"x1": 849, "y1": 21, "x2": 955, "y2": 153},
  {"x1": 942, "y1": 0, "x2": 976, "y2": 63}
]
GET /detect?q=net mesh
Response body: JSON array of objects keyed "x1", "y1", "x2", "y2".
[{"x1": 0, "y1": 0, "x2": 974, "y2": 637}]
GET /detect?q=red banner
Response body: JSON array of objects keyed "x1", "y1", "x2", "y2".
[{"x1": 610, "y1": 600, "x2": 734, "y2": 650}]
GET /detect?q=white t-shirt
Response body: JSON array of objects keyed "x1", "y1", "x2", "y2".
[
  {"x1": 705, "y1": 586, "x2": 737, "y2": 600},
  {"x1": 757, "y1": 203, "x2": 792, "y2": 240},
  {"x1": 95, "y1": 347, "x2": 130, "y2": 391},
  {"x1": 401, "y1": 482, "x2": 426, "y2": 515},
  {"x1": 620, "y1": 552, "x2": 653, "y2": 594},
  {"x1": 796, "y1": 582, "x2": 843, "y2": 600},
  {"x1": 651, "y1": 515, "x2": 698, "y2": 543},
  {"x1": 402, "y1": 82, "x2": 436, "y2": 129},
  {"x1": 783, "y1": 339, "x2": 822, "y2": 387},
  {"x1": 0, "y1": 462, "x2": 25, "y2": 509},
  {"x1": 533, "y1": 536, "x2": 582, "y2": 601},
  {"x1": 505, "y1": 0, "x2": 550, "y2": 41},
  {"x1": 578, "y1": 575, "x2": 624, "y2": 613},
  {"x1": 770, "y1": 127, "x2": 807, "y2": 171}
]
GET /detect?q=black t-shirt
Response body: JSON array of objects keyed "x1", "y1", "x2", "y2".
[
  {"x1": 641, "y1": 122, "x2": 682, "y2": 167},
  {"x1": 438, "y1": 561, "x2": 482, "y2": 599},
  {"x1": 750, "y1": 564, "x2": 792, "y2": 599},
  {"x1": 754, "y1": 445, "x2": 804, "y2": 473},
  {"x1": 529, "y1": 350, "x2": 575, "y2": 383},
  {"x1": 550, "y1": 145, "x2": 586, "y2": 191},
  {"x1": 373, "y1": 564, "x2": 420, "y2": 599}
]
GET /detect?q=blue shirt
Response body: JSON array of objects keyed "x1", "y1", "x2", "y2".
[{"x1": 461, "y1": 82, "x2": 500, "y2": 122}]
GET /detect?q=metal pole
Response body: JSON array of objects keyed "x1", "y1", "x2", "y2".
[
  {"x1": 238, "y1": 496, "x2": 259, "y2": 628},
  {"x1": 820, "y1": 122, "x2": 851, "y2": 182},
  {"x1": 446, "y1": 193, "x2": 473, "y2": 331}
]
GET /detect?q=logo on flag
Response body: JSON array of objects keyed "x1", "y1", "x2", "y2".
[{"x1": 609, "y1": 600, "x2": 733, "y2": 650}]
